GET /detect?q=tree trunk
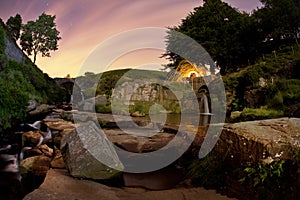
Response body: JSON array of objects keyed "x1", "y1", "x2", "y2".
[
  {"x1": 295, "y1": 34, "x2": 299, "y2": 47},
  {"x1": 33, "y1": 51, "x2": 37, "y2": 64}
]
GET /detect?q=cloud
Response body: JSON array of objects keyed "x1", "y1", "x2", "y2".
[{"x1": 1, "y1": 0, "x2": 263, "y2": 77}]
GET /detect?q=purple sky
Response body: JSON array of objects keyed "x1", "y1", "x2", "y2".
[{"x1": 0, "y1": 0, "x2": 262, "y2": 77}]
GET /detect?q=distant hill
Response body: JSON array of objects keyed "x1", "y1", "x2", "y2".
[{"x1": 0, "y1": 19, "x2": 67, "y2": 131}]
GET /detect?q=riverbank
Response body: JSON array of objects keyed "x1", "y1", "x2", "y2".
[{"x1": 1, "y1": 106, "x2": 299, "y2": 200}]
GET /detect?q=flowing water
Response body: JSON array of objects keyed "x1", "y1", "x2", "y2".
[{"x1": 0, "y1": 96, "x2": 213, "y2": 198}]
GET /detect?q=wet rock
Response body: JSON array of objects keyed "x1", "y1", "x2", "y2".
[
  {"x1": 215, "y1": 118, "x2": 300, "y2": 167},
  {"x1": 28, "y1": 104, "x2": 55, "y2": 120},
  {"x1": 22, "y1": 144, "x2": 53, "y2": 159},
  {"x1": 123, "y1": 165, "x2": 184, "y2": 190},
  {"x1": 104, "y1": 128, "x2": 184, "y2": 153},
  {"x1": 19, "y1": 155, "x2": 52, "y2": 177},
  {"x1": 130, "y1": 111, "x2": 146, "y2": 117},
  {"x1": 60, "y1": 110, "x2": 74, "y2": 121},
  {"x1": 60, "y1": 121, "x2": 124, "y2": 180},
  {"x1": 141, "y1": 137, "x2": 173, "y2": 152},
  {"x1": 0, "y1": 154, "x2": 22, "y2": 199},
  {"x1": 43, "y1": 118, "x2": 75, "y2": 131},
  {"x1": 50, "y1": 147, "x2": 65, "y2": 169},
  {"x1": 53, "y1": 128, "x2": 74, "y2": 148},
  {"x1": 27, "y1": 99, "x2": 37, "y2": 112},
  {"x1": 119, "y1": 138, "x2": 140, "y2": 153},
  {"x1": 22, "y1": 131, "x2": 43, "y2": 147}
]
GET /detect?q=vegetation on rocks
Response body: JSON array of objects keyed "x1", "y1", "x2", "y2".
[
  {"x1": 0, "y1": 20, "x2": 67, "y2": 131},
  {"x1": 224, "y1": 45, "x2": 300, "y2": 121}
]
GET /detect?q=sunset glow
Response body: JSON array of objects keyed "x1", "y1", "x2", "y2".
[{"x1": 0, "y1": 0, "x2": 262, "y2": 77}]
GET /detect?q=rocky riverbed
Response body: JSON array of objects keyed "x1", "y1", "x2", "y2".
[{"x1": 1, "y1": 105, "x2": 299, "y2": 200}]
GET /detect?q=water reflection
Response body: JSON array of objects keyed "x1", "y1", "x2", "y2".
[{"x1": 142, "y1": 113, "x2": 211, "y2": 127}]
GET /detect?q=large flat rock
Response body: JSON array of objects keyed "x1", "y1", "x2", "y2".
[
  {"x1": 24, "y1": 169, "x2": 236, "y2": 200},
  {"x1": 215, "y1": 118, "x2": 300, "y2": 166}
]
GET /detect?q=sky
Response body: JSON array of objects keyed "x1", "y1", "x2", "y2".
[{"x1": 0, "y1": 0, "x2": 262, "y2": 78}]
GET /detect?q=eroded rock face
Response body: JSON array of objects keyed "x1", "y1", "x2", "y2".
[
  {"x1": 60, "y1": 121, "x2": 124, "y2": 180},
  {"x1": 215, "y1": 118, "x2": 300, "y2": 167}
]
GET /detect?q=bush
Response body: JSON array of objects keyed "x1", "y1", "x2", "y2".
[
  {"x1": 95, "y1": 104, "x2": 111, "y2": 113},
  {"x1": 239, "y1": 160, "x2": 298, "y2": 200},
  {"x1": 232, "y1": 107, "x2": 283, "y2": 122},
  {"x1": 129, "y1": 101, "x2": 154, "y2": 115},
  {"x1": 185, "y1": 153, "x2": 226, "y2": 188}
]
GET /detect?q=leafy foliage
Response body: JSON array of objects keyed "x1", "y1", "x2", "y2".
[
  {"x1": 163, "y1": 0, "x2": 300, "y2": 75},
  {"x1": 185, "y1": 153, "x2": 227, "y2": 188},
  {"x1": 238, "y1": 160, "x2": 299, "y2": 200},
  {"x1": 6, "y1": 14, "x2": 22, "y2": 41},
  {"x1": 0, "y1": 20, "x2": 5, "y2": 54},
  {"x1": 255, "y1": 0, "x2": 300, "y2": 46},
  {"x1": 240, "y1": 160, "x2": 285, "y2": 187},
  {"x1": 231, "y1": 107, "x2": 283, "y2": 122},
  {"x1": 0, "y1": 22, "x2": 67, "y2": 131},
  {"x1": 20, "y1": 13, "x2": 61, "y2": 63}
]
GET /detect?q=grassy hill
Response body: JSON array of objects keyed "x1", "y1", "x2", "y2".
[
  {"x1": 0, "y1": 19, "x2": 67, "y2": 131},
  {"x1": 77, "y1": 47, "x2": 300, "y2": 121}
]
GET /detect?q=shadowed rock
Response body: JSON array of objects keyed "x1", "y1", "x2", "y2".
[
  {"x1": 60, "y1": 121, "x2": 124, "y2": 180},
  {"x1": 24, "y1": 169, "x2": 235, "y2": 200},
  {"x1": 215, "y1": 118, "x2": 300, "y2": 167}
]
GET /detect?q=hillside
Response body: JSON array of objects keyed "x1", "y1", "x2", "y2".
[
  {"x1": 223, "y1": 45, "x2": 300, "y2": 121},
  {"x1": 75, "y1": 46, "x2": 300, "y2": 120},
  {"x1": 0, "y1": 19, "x2": 67, "y2": 131}
]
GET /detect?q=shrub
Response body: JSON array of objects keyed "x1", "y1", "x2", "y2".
[
  {"x1": 129, "y1": 101, "x2": 154, "y2": 115},
  {"x1": 185, "y1": 153, "x2": 226, "y2": 188},
  {"x1": 239, "y1": 160, "x2": 298, "y2": 200},
  {"x1": 232, "y1": 107, "x2": 283, "y2": 122}
]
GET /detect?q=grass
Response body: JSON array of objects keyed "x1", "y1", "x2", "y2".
[
  {"x1": 223, "y1": 45, "x2": 300, "y2": 116},
  {"x1": 230, "y1": 107, "x2": 284, "y2": 122},
  {"x1": 0, "y1": 22, "x2": 67, "y2": 131}
]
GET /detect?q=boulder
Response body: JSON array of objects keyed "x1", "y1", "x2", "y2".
[
  {"x1": 22, "y1": 144, "x2": 53, "y2": 159},
  {"x1": 43, "y1": 118, "x2": 75, "y2": 131},
  {"x1": 22, "y1": 131, "x2": 43, "y2": 147},
  {"x1": 215, "y1": 118, "x2": 300, "y2": 167},
  {"x1": 19, "y1": 155, "x2": 52, "y2": 177},
  {"x1": 28, "y1": 104, "x2": 55, "y2": 120},
  {"x1": 130, "y1": 111, "x2": 146, "y2": 117},
  {"x1": 50, "y1": 147, "x2": 65, "y2": 169},
  {"x1": 26, "y1": 99, "x2": 37, "y2": 112},
  {"x1": 60, "y1": 121, "x2": 124, "y2": 180}
]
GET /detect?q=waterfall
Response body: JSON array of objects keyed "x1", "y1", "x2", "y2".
[
  {"x1": 81, "y1": 91, "x2": 85, "y2": 102},
  {"x1": 200, "y1": 94, "x2": 210, "y2": 114},
  {"x1": 199, "y1": 94, "x2": 212, "y2": 126},
  {"x1": 19, "y1": 121, "x2": 52, "y2": 162}
]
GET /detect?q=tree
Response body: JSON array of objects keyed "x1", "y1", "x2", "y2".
[
  {"x1": 254, "y1": 0, "x2": 300, "y2": 47},
  {"x1": 6, "y1": 14, "x2": 22, "y2": 41},
  {"x1": 163, "y1": 0, "x2": 259, "y2": 75},
  {"x1": 20, "y1": 13, "x2": 61, "y2": 64}
]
